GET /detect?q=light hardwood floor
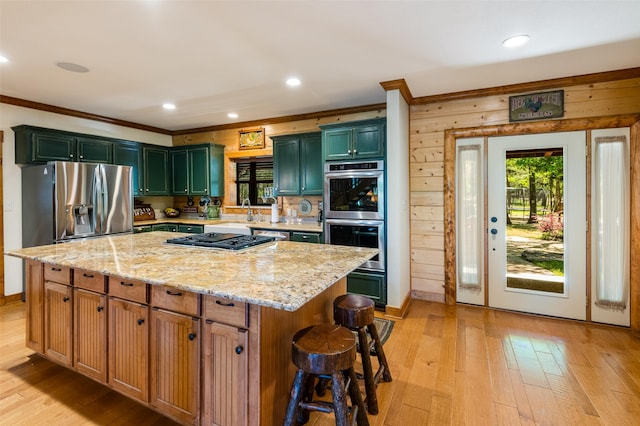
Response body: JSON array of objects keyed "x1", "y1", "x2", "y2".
[{"x1": 1, "y1": 300, "x2": 639, "y2": 425}]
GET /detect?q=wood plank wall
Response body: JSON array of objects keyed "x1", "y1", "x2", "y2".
[{"x1": 409, "y1": 77, "x2": 640, "y2": 306}]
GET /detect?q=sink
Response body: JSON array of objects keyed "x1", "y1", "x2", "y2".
[{"x1": 203, "y1": 222, "x2": 251, "y2": 235}]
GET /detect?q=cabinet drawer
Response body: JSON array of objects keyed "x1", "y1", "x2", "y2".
[
  {"x1": 44, "y1": 264, "x2": 72, "y2": 285},
  {"x1": 151, "y1": 285, "x2": 200, "y2": 316},
  {"x1": 109, "y1": 277, "x2": 148, "y2": 304},
  {"x1": 203, "y1": 295, "x2": 248, "y2": 328},
  {"x1": 74, "y1": 269, "x2": 106, "y2": 293}
]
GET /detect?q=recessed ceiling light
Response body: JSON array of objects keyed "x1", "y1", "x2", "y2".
[
  {"x1": 502, "y1": 35, "x2": 530, "y2": 48},
  {"x1": 228, "y1": 112, "x2": 239, "y2": 119},
  {"x1": 162, "y1": 103, "x2": 176, "y2": 110},
  {"x1": 286, "y1": 77, "x2": 301, "y2": 87},
  {"x1": 55, "y1": 61, "x2": 89, "y2": 73},
  {"x1": 0, "y1": 55, "x2": 8, "y2": 63}
]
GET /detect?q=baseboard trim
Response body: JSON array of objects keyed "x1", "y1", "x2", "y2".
[
  {"x1": 0, "y1": 293, "x2": 23, "y2": 306},
  {"x1": 384, "y1": 292, "x2": 411, "y2": 319}
]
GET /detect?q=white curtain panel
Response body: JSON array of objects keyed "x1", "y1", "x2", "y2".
[
  {"x1": 456, "y1": 145, "x2": 482, "y2": 289},
  {"x1": 594, "y1": 136, "x2": 629, "y2": 309}
]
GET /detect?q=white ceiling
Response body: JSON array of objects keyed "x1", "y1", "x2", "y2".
[{"x1": 1, "y1": 1, "x2": 639, "y2": 132}]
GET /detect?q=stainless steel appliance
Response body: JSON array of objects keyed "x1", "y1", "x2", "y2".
[
  {"x1": 22, "y1": 161, "x2": 133, "y2": 247},
  {"x1": 325, "y1": 219, "x2": 384, "y2": 271},
  {"x1": 323, "y1": 160, "x2": 384, "y2": 220},
  {"x1": 166, "y1": 232, "x2": 276, "y2": 250}
]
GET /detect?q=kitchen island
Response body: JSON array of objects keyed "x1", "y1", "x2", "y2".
[{"x1": 7, "y1": 232, "x2": 377, "y2": 426}]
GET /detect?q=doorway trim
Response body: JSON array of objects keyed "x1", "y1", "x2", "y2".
[{"x1": 443, "y1": 114, "x2": 640, "y2": 334}]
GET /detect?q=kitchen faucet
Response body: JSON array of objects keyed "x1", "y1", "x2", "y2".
[{"x1": 241, "y1": 198, "x2": 253, "y2": 222}]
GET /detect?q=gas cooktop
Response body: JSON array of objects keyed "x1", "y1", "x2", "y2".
[{"x1": 166, "y1": 232, "x2": 276, "y2": 251}]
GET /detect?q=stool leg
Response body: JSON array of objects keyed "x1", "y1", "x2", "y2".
[
  {"x1": 284, "y1": 369, "x2": 308, "y2": 426},
  {"x1": 330, "y1": 372, "x2": 350, "y2": 426},
  {"x1": 345, "y1": 367, "x2": 370, "y2": 426},
  {"x1": 357, "y1": 327, "x2": 378, "y2": 415},
  {"x1": 367, "y1": 324, "x2": 392, "y2": 382}
]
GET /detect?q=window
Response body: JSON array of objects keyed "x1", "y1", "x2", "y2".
[{"x1": 236, "y1": 160, "x2": 273, "y2": 205}]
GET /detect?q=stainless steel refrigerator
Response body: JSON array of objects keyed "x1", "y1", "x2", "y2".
[{"x1": 22, "y1": 161, "x2": 133, "y2": 247}]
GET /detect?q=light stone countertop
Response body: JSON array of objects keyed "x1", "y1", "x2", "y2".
[{"x1": 7, "y1": 232, "x2": 376, "y2": 312}]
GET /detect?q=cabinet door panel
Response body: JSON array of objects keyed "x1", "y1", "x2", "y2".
[
  {"x1": 202, "y1": 321, "x2": 248, "y2": 426},
  {"x1": 300, "y1": 136, "x2": 323, "y2": 195},
  {"x1": 353, "y1": 125, "x2": 384, "y2": 158},
  {"x1": 74, "y1": 289, "x2": 107, "y2": 382},
  {"x1": 109, "y1": 298, "x2": 149, "y2": 402},
  {"x1": 44, "y1": 281, "x2": 73, "y2": 366},
  {"x1": 143, "y1": 147, "x2": 170, "y2": 195},
  {"x1": 33, "y1": 132, "x2": 76, "y2": 162},
  {"x1": 77, "y1": 137, "x2": 113, "y2": 163},
  {"x1": 188, "y1": 145, "x2": 210, "y2": 195},
  {"x1": 323, "y1": 128, "x2": 352, "y2": 161},
  {"x1": 347, "y1": 271, "x2": 386, "y2": 306},
  {"x1": 150, "y1": 309, "x2": 200, "y2": 424},
  {"x1": 170, "y1": 148, "x2": 188, "y2": 195},
  {"x1": 274, "y1": 139, "x2": 300, "y2": 195}
]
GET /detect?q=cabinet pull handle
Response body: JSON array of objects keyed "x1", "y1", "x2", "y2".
[
  {"x1": 120, "y1": 281, "x2": 134, "y2": 287},
  {"x1": 166, "y1": 290, "x2": 183, "y2": 296},
  {"x1": 83, "y1": 273, "x2": 94, "y2": 278},
  {"x1": 188, "y1": 333, "x2": 196, "y2": 341},
  {"x1": 97, "y1": 306, "x2": 104, "y2": 312},
  {"x1": 235, "y1": 345, "x2": 243, "y2": 355},
  {"x1": 63, "y1": 297, "x2": 70, "y2": 302},
  {"x1": 51, "y1": 267, "x2": 62, "y2": 272},
  {"x1": 215, "y1": 300, "x2": 235, "y2": 307},
  {"x1": 137, "y1": 318, "x2": 145, "y2": 325}
]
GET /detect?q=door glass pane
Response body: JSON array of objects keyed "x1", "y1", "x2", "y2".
[{"x1": 505, "y1": 148, "x2": 565, "y2": 294}]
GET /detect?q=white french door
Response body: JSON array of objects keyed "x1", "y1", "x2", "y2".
[{"x1": 486, "y1": 132, "x2": 586, "y2": 320}]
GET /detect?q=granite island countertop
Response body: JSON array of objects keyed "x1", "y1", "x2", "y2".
[{"x1": 7, "y1": 232, "x2": 376, "y2": 312}]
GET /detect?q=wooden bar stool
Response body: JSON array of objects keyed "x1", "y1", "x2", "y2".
[
  {"x1": 333, "y1": 294, "x2": 392, "y2": 415},
  {"x1": 284, "y1": 324, "x2": 369, "y2": 426}
]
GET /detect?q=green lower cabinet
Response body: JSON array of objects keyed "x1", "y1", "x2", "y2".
[
  {"x1": 290, "y1": 232, "x2": 322, "y2": 244},
  {"x1": 177, "y1": 224, "x2": 204, "y2": 234},
  {"x1": 151, "y1": 224, "x2": 178, "y2": 232},
  {"x1": 347, "y1": 271, "x2": 386, "y2": 307}
]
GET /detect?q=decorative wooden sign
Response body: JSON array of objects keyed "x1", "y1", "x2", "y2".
[
  {"x1": 509, "y1": 90, "x2": 564, "y2": 122},
  {"x1": 239, "y1": 127, "x2": 265, "y2": 150}
]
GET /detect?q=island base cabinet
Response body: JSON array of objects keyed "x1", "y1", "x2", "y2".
[
  {"x1": 202, "y1": 320, "x2": 248, "y2": 426},
  {"x1": 44, "y1": 281, "x2": 73, "y2": 367},
  {"x1": 74, "y1": 288, "x2": 107, "y2": 382},
  {"x1": 150, "y1": 308, "x2": 200, "y2": 425},
  {"x1": 108, "y1": 297, "x2": 149, "y2": 403}
]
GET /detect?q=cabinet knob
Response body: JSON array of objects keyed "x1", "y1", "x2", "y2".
[
  {"x1": 145, "y1": 188, "x2": 149, "y2": 192},
  {"x1": 139, "y1": 188, "x2": 144, "y2": 192},
  {"x1": 347, "y1": 149, "x2": 352, "y2": 154},
  {"x1": 137, "y1": 318, "x2": 145, "y2": 325},
  {"x1": 97, "y1": 306, "x2": 104, "y2": 312},
  {"x1": 63, "y1": 297, "x2": 70, "y2": 302},
  {"x1": 184, "y1": 189, "x2": 188, "y2": 192},
  {"x1": 79, "y1": 155, "x2": 84, "y2": 159},
  {"x1": 353, "y1": 149, "x2": 357, "y2": 154},
  {"x1": 69, "y1": 154, "x2": 74, "y2": 158},
  {"x1": 235, "y1": 345, "x2": 243, "y2": 354},
  {"x1": 188, "y1": 333, "x2": 197, "y2": 341}
]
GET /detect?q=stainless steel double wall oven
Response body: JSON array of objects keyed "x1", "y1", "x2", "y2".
[{"x1": 324, "y1": 160, "x2": 385, "y2": 273}]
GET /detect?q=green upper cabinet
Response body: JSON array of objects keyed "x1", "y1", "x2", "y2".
[
  {"x1": 114, "y1": 141, "x2": 144, "y2": 196},
  {"x1": 143, "y1": 146, "x2": 170, "y2": 196},
  {"x1": 170, "y1": 144, "x2": 224, "y2": 196},
  {"x1": 320, "y1": 118, "x2": 386, "y2": 161},
  {"x1": 272, "y1": 132, "x2": 322, "y2": 196},
  {"x1": 13, "y1": 125, "x2": 113, "y2": 165},
  {"x1": 76, "y1": 137, "x2": 113, "y2": 163}
]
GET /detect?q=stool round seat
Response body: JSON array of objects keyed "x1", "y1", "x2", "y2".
[
  {"x1": 332, "y1": 294, "x2": 392, "y2": 416},
  {"x1": 334, "y1": 294, "x2": 375, "y2": 329},
  {"x1": 292, "y1": 324, "x2": 356, "y2": 375}
]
